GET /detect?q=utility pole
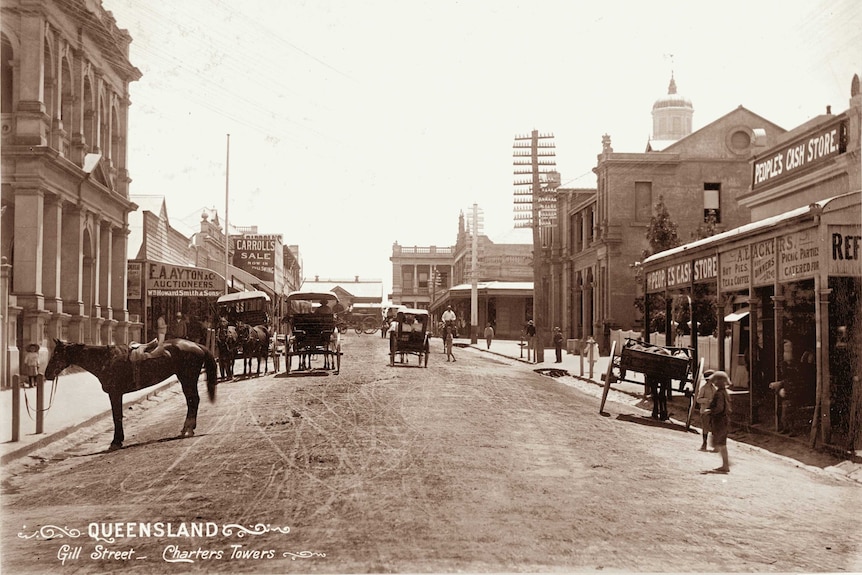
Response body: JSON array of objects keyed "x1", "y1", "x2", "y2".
[
  {"x1": 469, "y1": 203, "x2": 483, "y2": 344},
  {"x1": 513, "y1": 130, "x2": 556, "y2": 363}
]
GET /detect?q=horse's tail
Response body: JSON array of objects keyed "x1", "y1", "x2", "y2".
[{"x1": 203, "y1": 346, "x2": 217, "y2": 402}]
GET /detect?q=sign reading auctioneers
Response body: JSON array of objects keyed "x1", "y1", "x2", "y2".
[
  {"x1": 752, "y1": 120, "x2": 846, "y2": 191},
  {"x1": 144, "y1": 262, "x2": 225, "y2": 297}
]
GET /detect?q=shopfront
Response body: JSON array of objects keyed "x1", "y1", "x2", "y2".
[
  {"x1": 127, "y1": 260, "x2": 226, "y2": 344},
  {"x1": 644, "y1": 194, "x2": 860, "y2": 450}
]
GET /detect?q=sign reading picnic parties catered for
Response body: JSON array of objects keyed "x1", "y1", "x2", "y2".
[
  {"x1": 145, "y1": 263, "x2": 224, "y2": 297},
  {"x1": 752, "y1": 119, "x2": 846, "y2": 191}
]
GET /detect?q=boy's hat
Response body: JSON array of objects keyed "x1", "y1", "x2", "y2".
[{"x1": 703, "y1": 369, "x2": 715, "y2": 378}]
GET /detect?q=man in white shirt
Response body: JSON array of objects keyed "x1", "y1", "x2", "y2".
[{"x1": 441, "y1": 305, "x2": 456, "y2": 324}]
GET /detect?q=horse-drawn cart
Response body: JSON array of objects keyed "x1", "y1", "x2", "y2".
[
  {"x1": 601, "y1": 338, "x2": 705, "y2": 429},
  {"x1": 283, "y1": 291, "x2": 341, "y2": 374},
  {"x1": 388, "y1": 308, "x2": 430, "y2": 367}
]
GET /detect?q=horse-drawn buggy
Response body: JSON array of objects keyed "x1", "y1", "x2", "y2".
[
  {"x1": 601, "y1": 337, "x2": 705, "y2": 428},
  {"x1": 282, "y1": 290, "x2": 341, "y2": 374},
  {"x1": 337, "y1": 309, "x2": 380, "y2": 335},
  {"x1": 214, "y1": 290, "x2": 273, "y2": 379},
  {"x1": 388, "y1": 308, "x2": 430, "y2": 367}
]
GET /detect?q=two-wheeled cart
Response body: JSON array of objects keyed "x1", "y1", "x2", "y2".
[{"x1": 600, "y1": 338, "x2": 705, "y2": 429}]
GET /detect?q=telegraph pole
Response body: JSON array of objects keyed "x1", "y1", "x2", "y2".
[
  {"x1": 513, "y1": 130, "x2": 556, "y2": 363},
  {"x1": 469, "y1": 203, "x2": 483, "y2": 344}
]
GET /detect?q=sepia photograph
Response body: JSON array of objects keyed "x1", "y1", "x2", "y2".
[{"x1": 1, "y1": 0, "x2": 861, "y2": 573}]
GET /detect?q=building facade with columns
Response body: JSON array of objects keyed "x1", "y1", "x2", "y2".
[{"x1": 1, "y1": 0, "x2": 141, "y2": 386}]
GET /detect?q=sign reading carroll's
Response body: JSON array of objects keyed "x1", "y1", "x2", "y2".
[
  {"x1": 232, "y1": 234, "x2": 282, "y2": 283},
  {"x1": 752, "y1": 120, "x2": 845, "y2": 190}
]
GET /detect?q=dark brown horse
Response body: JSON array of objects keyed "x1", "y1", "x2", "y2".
[
  {"x1": 215, "y1": 319, "x2": 238, "y2": 380},
  {"x1": 44, "y1": 338, "x2": 217, "y2": 451},
  {"x1": 236, "y1": 323, "x2": 270, "y2": 376}
]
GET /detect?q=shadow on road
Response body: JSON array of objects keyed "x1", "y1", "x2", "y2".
[{"x1": 616, "y1": 413, "x2": 696, "y2": 434}]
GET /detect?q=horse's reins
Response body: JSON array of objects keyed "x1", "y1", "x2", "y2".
[{"x1": 22, "y1": 372, "x2": 60, "y2": 420}]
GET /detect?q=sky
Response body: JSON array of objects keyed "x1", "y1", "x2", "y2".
[{"x1": 101, "y1": 0, "x2": 861, "y2": 294}]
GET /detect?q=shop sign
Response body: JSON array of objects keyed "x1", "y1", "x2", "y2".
[
  {"x1": 231, "y1": 234, "x2": 282, "y2": 282},
  {"x1": 752, "y1": 120, "x2": 845, "y2": 191},
  {"x1": 693, "y1": 254, "x2": 717, "y2": 283},
  {"x1": 146, "y1": 263, "x2": 224, "y2": 297},
  {"x1": 646, "y1": 269, "x2": 666, "y2": 293},
  {"x1": 751, "y1": 238, "x2": 776, "y2": 287},
  {"x1": 719, "y1": 246, "x2": 749, "y2": 292},
  {"x1": 666, "y1": 262, "x2": 691, "y2": 288},
  {"x1": 778, "y1": 230, "x2": 819, "y2": 281},
  {"x1": 127, "y1": 262, "x2": 142, "y2": 300},
  {"x1": 829, "y1": 225, "x2": 861, "y2": 276}
]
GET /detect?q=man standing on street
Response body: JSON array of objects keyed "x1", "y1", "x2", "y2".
[
  {"x1": 552, "y1": 327, "x2": 563, "y2": 363},
  {"x1": 525, "y1": 320, "x2": 536, "y2": 363}
]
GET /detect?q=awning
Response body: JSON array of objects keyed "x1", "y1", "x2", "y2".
[{"x1": 724, "y1": 310, "x2": 750, "y2": 322}]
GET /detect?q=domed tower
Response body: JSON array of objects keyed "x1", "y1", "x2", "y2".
[{"x1": 651, "y1": 73, "x2": 693, "y2": 142}]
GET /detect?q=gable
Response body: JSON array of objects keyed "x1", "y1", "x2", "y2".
[{"x1": 660, "y1": 106, "x2": 787, "y2": 160}]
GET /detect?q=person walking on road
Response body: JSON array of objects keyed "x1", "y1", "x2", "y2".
[
  {"x1": 703, "y1": 370, "x2": 731, "y2": 473},
  {"x1": 552, "y1": 327, "x2": 564, "y2": 363},
  {"x1": 484, "y1": 323, "x2": 495, "y2": 349},
  {"x1": 525, "y1": 320, "x2": 536, "y2": 363},
  {"x1": 444, "y1": 325, "x2": 456, "y2": 362},
  {"x1": 695, "y1": 369, "x2": 716, "y2": 451}
]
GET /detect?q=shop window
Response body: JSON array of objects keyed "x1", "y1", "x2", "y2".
[{"x1": 703, "y1": 183, "x2": 721, "y2": 223}]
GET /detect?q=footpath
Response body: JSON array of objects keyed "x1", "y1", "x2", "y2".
[{"x1": 2, "y1": 338, "x2": 860, "y2": 485}]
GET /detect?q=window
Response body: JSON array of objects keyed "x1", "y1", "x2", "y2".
[
  {"x1": 704, "y1": 183, "x2": 721, "y2": 223},
  {"x1": 635, "y1": 181, "x2": 652, "y2": 222}
]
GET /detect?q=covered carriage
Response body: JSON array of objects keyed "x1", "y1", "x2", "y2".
[
  {"x1": 388, "y1": 308, "x2": 430, "y2": 367},
  {"x1": 214, "y1": 290, "x2": 274, "y2": 377},
  {"x1": 282, "y1": 291, "x2": 341, "y2": 374}
]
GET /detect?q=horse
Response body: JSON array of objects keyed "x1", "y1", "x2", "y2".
[
  {"x1": 215, "y1": 319, "x2": 238, "y2": 380},
  {"x1": 44, "y1": 338, "x2": 218, "y2": 451},
  {"x1": 236, "y1": 322, "x2": 270, "y2": 376},
  {"x1": 646, "y1": 374, "x2": 670, "y2": 421}
]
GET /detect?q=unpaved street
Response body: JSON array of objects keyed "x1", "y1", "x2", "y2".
[{"x1": 2, "y1": 334, "x2": 861, "y2": 573}]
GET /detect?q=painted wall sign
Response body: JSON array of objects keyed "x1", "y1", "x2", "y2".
[
  {"x1": 752, "y1": 120, "x2": 845, "y2": 191},
  {"x1": 231, "y1": 234, "x2": 282, "y2": 283},
  {"x1": 693, "y1": 254, "x2": 717, "y2": 282},
  {"x1": 719, "y1": 246, "x2": 749, "y2": 292},
  {"x1": 646, "y1": 269, "x2": 666, "y2": 293},
  {"x1": 778, "y1": 229, "x2": 819, "y2": 281},
  {"x1": 666, "y1": 262, "x2": 691, "y2": 288},
  {"x1": 146, "y1": 263, "x2": 224, "y2": 297},
  {"x1": 829, "y1": 225, "x2": 862, "y2": 276},
  {"x1": 127, "y1": 262, "x2": 142, "y2": 300},
  {"x1": 751, "y1": 238, "x2": 776, "y2": 287}
]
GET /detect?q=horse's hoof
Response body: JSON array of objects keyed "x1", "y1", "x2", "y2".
[{"x1": 108, "y1": 443, "x2": 123, "y2": 451}]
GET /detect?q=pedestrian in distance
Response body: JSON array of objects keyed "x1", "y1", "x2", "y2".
[
  {"x1": 703, "y1": 370, "x2": 731, "y2": 473},
  {"x1": 484, "y1": 323, "x2": 495, "y2": 349},
  {"x1": 552, "y1": 327, "x2": 564, "y2": 363},
  {"x1": 23, "y1": 343, "x2": 40, "y2": 388},
  {"x1": 525, "y1": 319, "x2": 536, "y2": 363},
  {"x1": 695, "y1": 369, "x2": 716, "y2": 451},
  {"x1": 444, "y1": 324, "x2": 456, "y2": 362}
]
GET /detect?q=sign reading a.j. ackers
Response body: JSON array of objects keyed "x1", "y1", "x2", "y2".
[{"x1": 752, "y1": 120, "x2": 845, "y2": 191}]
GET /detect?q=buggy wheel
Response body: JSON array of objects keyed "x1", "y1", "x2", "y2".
[
  {"x1": 362, "y1": 316, "x2": 378, "y2": 334},
  {"x1": 285, "y1": 349, "x2": 292, "y2": 374},
  {"x1": 354, "y1": 325, "x2": 363, "y2": 334}
]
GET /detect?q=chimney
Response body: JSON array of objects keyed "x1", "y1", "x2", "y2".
[
  {"x1": 355, "y1": 275, "x2": 359, "y2": 282},
  {"x1": 314, "y1": 275, "x2": 319, "y2": 282},
  {"x1": 826, "y1": 105, "x2": 832, "y2": 115}
]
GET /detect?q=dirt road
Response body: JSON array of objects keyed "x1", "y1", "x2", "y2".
[{"x1": 2, "y1": 334, "x2": 861, "y2": 573}]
